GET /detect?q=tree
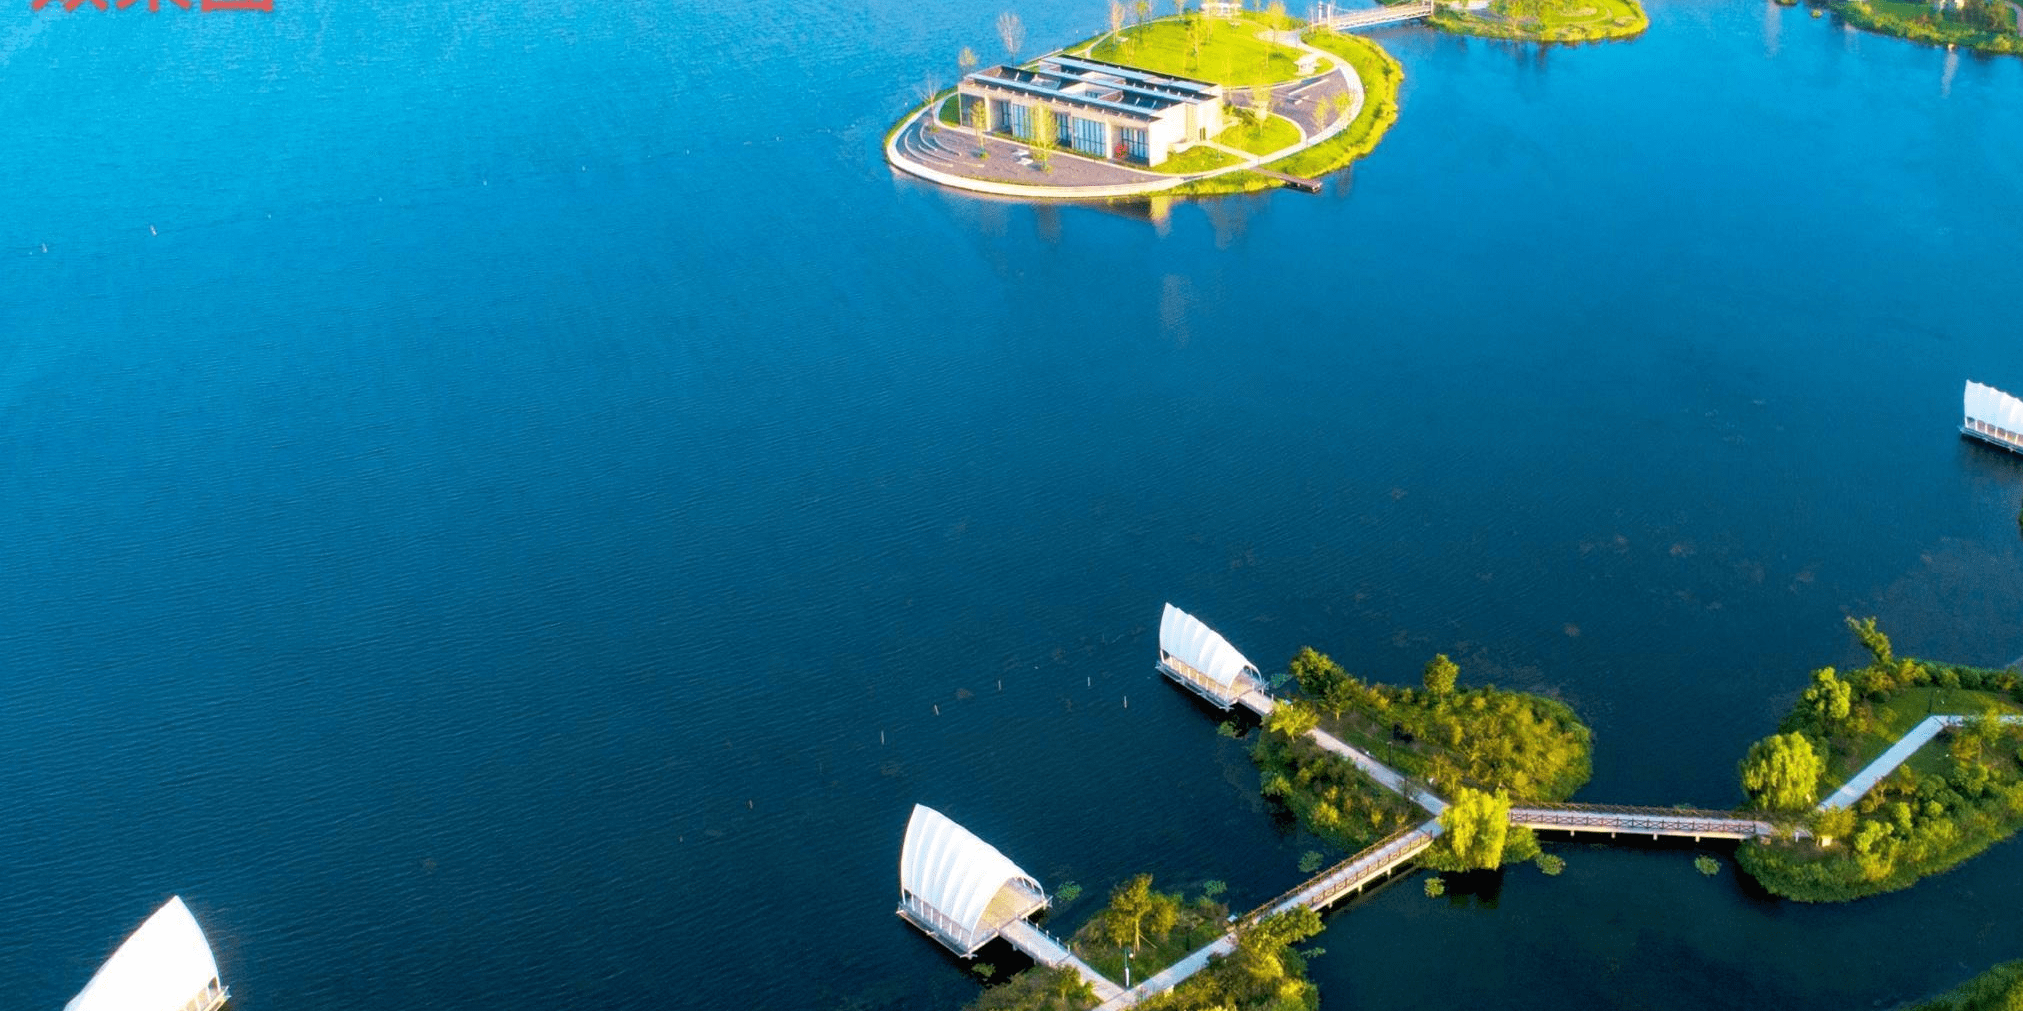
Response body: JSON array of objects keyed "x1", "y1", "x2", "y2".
[
  {"x1": 1266, "y1": 698, "x2": 1318, "y2": 739},
  {"x1": 1802, "y1": 666, "x2": 1853, "y2": 729},
  {"x1": 1740, "y1": 732, "x2": 1825, "y2": 811},
  {"x1": 968, "y1": 98, "x2": 991, "y2": 157},
  {"x1": 1246, "y1": 83, "x2": 1272, "y2": 136},
  {"x1": 1429, "y1": 786, "x2": 1514, "y2": 870},
  {"x1": 1288, "y1": 646, "x2": 1347, "y2": 699},
  {"x1": 959, "y1": 45, "x2": 979, "y2": 78},
  {"x1": 1049, "y1": 966, "x2": 1096, "y2": 1006},
  {"x1": 1136, "y1": 0, "x2": 1152, "y2": 27},
  {"x1": 1109, "y1": 0, "x2": 1128, "y2": 42},
  {"x1": 1847, "y1": 615, "x2": 1894, "y2": 671},
  {"x1": 1102, "y1": 874, "x2": 1179, "y2": 950},
  {"x1": 1423, "y1": 654, "x2": 1459, "y2": 697},
  {"x1": 1172, "y1": 0, "x2": 1186, "y2": 17},
  {"x1": 997, "y1": 11, "x2": 1027, "y2": 60},
  {"x1": 1028, "y1": 104, "x2": 1058, "y2": 171},
  {"x1": 918, "y1": 75, "x2": 943, "y2": 131}
]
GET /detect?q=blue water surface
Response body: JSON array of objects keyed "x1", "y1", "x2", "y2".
[{"x1": 2, "y1": 0, "x2": 2021, "y2": 1007}]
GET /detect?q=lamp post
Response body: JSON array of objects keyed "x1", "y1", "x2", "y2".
[{"x1": 1126, "y1": 949, "x2": 1134, "y2": 989}]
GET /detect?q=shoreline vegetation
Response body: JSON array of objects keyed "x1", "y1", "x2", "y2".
[
  {"x1": 1829, "y1": 0, "x2": 2023, "y2": 55},
  {"x1": 1903, "y1": 960, "x2": 2023, "y2": 1011},
  {"x1": 1735, "y1": 619, "x2": 2023, "y2": 902},
  {"x1": 1425, "y1": 0, "x2": 1649, "y2": 41}
]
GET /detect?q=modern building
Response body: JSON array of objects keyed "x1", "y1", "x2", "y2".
[
  {"x1": 1157, "y1": 602, "x2": 1263, "y2": 710},
  {"x1": 1963, "y1": 380, "x2": 2023, "y2": 455},
  {"x1": 956, "y1": 55, "x2": 1225, "y2": 167},
  {"x1": 896, "y1": 803, "x2": 1048, "y2": 956},
  {"x1": 66, "y1": 896, "x2": 229, "y2": 1011}
]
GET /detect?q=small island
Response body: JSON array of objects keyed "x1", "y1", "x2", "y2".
[
  {"x1": 1425, "y1": 0, "x2": 1649, "y2": 42},
  {"x1": 1734, "y1": 619, "x2": 2023, "y2": 901},
  {"x1": 888, "y1": 7, "x2": 1403, "y2": 199},
  {"x1": 1827, "y1": 0, "x2": 2023, "y2": 57}
]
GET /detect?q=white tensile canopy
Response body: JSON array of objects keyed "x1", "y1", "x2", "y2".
[
  {"x1": 1159, "y1": 603, "x2": 1258, "y2": 690},
  {"x1": 899, "y1": 804, "x2": 1043, "y2": 945},
  {"x1": 1965, "y1": 381, "x2": 2023, "y2": 435},
  {"x1": 66, "y1": 896, "x2": 222, "y2": 1011}
]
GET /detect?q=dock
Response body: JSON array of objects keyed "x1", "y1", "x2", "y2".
[{"x1": 1963, "y1": 380, "x2": 2023, "y2": 455}]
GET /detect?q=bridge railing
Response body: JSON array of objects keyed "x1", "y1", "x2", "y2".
[
  {"x1": 1510, "y1": 802, "x2": 1788, "y2": 836},
  {"x1": 1237, "y1": 822, "x2": 1434, "y2": 927}
]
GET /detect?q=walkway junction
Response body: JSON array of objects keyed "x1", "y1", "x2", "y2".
[{"x1": 897, "y1": 604, "x2": 1991, "y2": 1006}]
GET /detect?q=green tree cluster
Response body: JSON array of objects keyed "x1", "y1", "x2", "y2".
[
  {"x1": 1254, "y1": 727, "x2": 1418, "y2": 852},
  {"x1": 1102, "y1": 874, "x2": 1182, "y2": 951},
  {"x1": 1068, "y1": 876, "x2": 1230, "y2": 988},
  {"x1": 1282, "y1": 648, "x2": 1592, "y2": 803},
  {"x1": 1422, "y1": 786, "x2": 1539, "y2": 871},
  {"x1": 1139, "y1": 908, "x2": 1324, "y2": 1011},
  {"x1": 964, "y1": 964, "x2": 1099, "y2": 1011}
]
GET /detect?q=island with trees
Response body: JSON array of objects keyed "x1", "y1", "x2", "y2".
[
  {"x1": 1425, "y1": 0, "x2": 1649, "y2": 42},
  {"x1": 1734, "y1": 619, "x2": 2023, "y2": 901}
]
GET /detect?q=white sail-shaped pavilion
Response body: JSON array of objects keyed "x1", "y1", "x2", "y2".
[
  {"x1": 1157, "y1": 602, "x2": 1263, "y2": 709},
  {"x1": 896, "y1": 804, "x2": 1047, "y2": 956},
  {"x1": 66, "y1": 895, "x2": 228, "y2": 1011},
  {"x1": 1964, "y1": 381, "x2": 2023, "y2": 455}
]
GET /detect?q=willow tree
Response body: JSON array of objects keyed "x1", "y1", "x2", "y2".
[{"x1": 1740, "y1": 732, "x2": 1824, "y2": 811}]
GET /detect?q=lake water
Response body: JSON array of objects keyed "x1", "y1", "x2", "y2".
[{"x1": 3, "y1": 0, "x2": 2022, "y2": 1007}]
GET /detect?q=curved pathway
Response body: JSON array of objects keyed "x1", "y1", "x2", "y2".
[
  {"x1": 1818, "y1": 713, "x2": 2023, "y2": 811},
  {"x1": 885, "y1": 28, "x2": 1366, "y2": 200}
]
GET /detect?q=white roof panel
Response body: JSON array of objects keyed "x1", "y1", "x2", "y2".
[
  {"x1": 1966, "y1": 381, "x2": 2023, "y2": 432},
  {"x1": 898, "y1": 804, "x2": 1041, "y2": 940},
  {"x1": 66, "y1": 896, "x2": 221, "y2": 1011},
  {"x1": 1159, "y1": 603, "x2": 1258, "y2": 690}
]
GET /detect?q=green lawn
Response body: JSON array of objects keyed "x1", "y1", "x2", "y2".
[
  {"x1": 1825, "y1": 686, "x2": 2023, "y2": 789},
  {"x1": 1078, "y1": 13, "x2": 1316, "y2": 85},
  {"x1": 1069, "y1": 891, "x2": 1229, "y2": 986},
  {"x1": 1215, "y1": 113, "x2": 1301, "y2": 156},
  {"x1": 1266, "y1": 30, "x2": 1403, "y2": 178},
  {"x1": 938, "y1": 95, "x2": 961, "y2": 125},
  {"x1": 1150, "y1": 144, "x2": 1244, "y2": 174},
  {"x1": 1428, "y1": 0, "x2": 1649, "y2": 41}
]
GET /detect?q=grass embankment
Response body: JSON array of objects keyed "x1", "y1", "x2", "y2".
[
  {"x1": 1149, "y1": 145, "x2": 1245, "y2": 174},
  {"x1": 1268, "y1": 29, "x2": 1404, "y2": 179},
  {"x1": 1735, "y1": 621, "x2": 2023, "y2": 902},
  {"x1": 1079, "y1": 12, "x2": 1317, "y2": 85},
  {"x1": 1428, "y1": 0, "x2": 1649, "y2": 41},
  {"x1": 1904, "y1": 960, "x2": 2023, "y2": 1011},
  {"x1": 1831, "y1": 0, "x2": 2023, "y2": 55}
]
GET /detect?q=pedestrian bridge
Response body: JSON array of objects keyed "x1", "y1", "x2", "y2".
[{"x1": 1510, "y1": 802, "x2": 1780, "y2": 840}]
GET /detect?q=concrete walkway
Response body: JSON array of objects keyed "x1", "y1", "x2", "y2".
[
  {"x1": 1817, "y1": 714, "x2": 2023, "y2": 811},
  {"x1": 999, "y1": 919, "x2": 1125, "y2": 1004}
]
